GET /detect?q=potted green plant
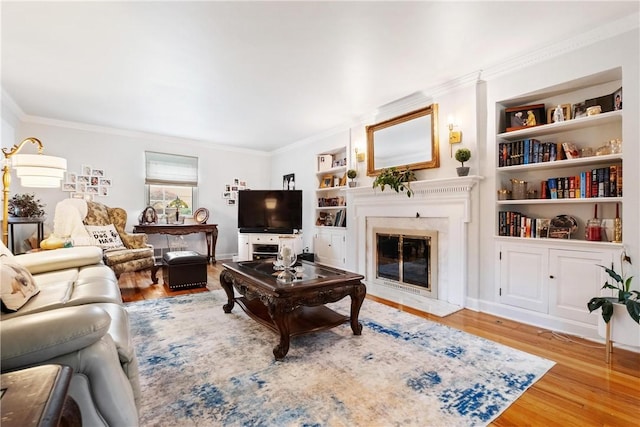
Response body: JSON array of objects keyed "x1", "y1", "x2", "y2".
[
  {"x1": 8, "y1": 193, "x2": 46, "y2": 218},
  {"x1": 587, "y1": 251, "x2": 640, "y2": 325},
  {"x1": 455, "y1": 148, "x2": 471, "y2": 177},
  {"x1": 372, "y1": 167, "x2": 416, "y2": 197},
  {"x1": 347, "y1": 169, "x2": 358, "y2": 187}
]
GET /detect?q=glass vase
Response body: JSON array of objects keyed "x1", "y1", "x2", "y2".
[{"x1": 276, "y1": 236, "x2": 297, "y2": 282}]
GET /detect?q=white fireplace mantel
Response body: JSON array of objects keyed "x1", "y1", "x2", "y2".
[{"x1": 346, "y1": 175, "x2": 482, "y2": 311}]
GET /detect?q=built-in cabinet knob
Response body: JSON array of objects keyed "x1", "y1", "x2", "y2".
[{"x1": 549, "y1": 275, "x2": 555, "y2": 279}]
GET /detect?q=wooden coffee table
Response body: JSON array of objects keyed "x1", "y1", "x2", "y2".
[{"x1": 220, "y1": 260, "x2": 366, "y2": 360}]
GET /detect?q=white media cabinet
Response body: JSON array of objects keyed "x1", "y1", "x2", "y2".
[{"x1": 237, "y1": 232, "x2": 303, "y2": 262}]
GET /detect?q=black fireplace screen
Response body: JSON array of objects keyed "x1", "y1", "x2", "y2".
[{"x1": 376, "y1": 233, "x2": 431, "y2": 290}]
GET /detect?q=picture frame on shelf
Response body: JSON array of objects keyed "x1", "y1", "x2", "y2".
[
  {"x1": 613, "y1": 87, "x2": 622, "y2": 110},
  {"x1": 546, "y1": 104, "x2": 572, "y2": 123},
  {"x1": 320, "y1": 174, "x2": 334, "y2": 188},
  {"x1": 572, "y1": 102, "x2": 587, "y2": 119},
  {"x1": 339, "y1": 173, "x2": 347, "y2": 187},
  {"x1": 505, "y1": 104, "x2": 546, "y2": 132}
]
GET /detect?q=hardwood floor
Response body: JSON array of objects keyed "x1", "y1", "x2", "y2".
[{"x1": 120, "y1": 262, "x2": 640, "y2": 426}]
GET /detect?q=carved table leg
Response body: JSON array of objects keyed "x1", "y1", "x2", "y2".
[
  {"x1": 268, "y1": 302, "x2": 291, "y2": 360},
  {"x1": 219, "y1": 270, "x2": 236, "y2": 313},
  {"x1": 349, "y1": 282, "x2": 367, "y2": 335}
]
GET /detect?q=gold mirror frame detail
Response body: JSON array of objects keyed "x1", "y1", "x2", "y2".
[{"x1": 366, "y1": 104, "x2": 440, "y2": 176}]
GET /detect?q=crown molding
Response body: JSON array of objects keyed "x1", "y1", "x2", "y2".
[
  {"x1": 480, "y1": 12, "x2": 639, "y2": 82},
  {"x1": 1, "y1": 88, "x2": 27, "y2": 121},
  {"x1": 15, "y1": 113, "x2": 271, "y2": 157}
]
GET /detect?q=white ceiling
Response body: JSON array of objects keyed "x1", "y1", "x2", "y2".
[{"x1": 2, "y1": 1, "x2": 638, "y2": 152}]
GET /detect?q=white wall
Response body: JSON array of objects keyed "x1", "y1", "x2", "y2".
[
  {"x1": 6, "y1": 120, "x2": 271, "y2": 257},
  {"x1": 270, "y1": 128, "x2": 350, "y2": 253}
]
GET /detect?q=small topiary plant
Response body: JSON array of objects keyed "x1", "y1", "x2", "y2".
[{"x1": 455, "y1": 148, "x2": 471, "y2": 167}]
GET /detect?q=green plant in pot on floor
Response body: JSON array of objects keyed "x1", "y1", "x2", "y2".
[
  {"x1": 587, "y1": 250, "x2": 640, "y2": 324},
  {"x1": 372, "y1": 167, "x2": 416, "y2": 197}
]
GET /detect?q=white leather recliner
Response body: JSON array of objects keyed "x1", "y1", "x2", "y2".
[{"x1": 0, "y1": 243, "x2": 140, "y2": 426}]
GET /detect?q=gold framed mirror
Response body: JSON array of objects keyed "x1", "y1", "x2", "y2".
[{"x1": 366, "y1": 104, "x2": 439, "y2": 175}]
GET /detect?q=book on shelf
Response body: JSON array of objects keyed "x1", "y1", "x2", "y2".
[
  {"x1": 332, "y1": 209, "x2": 346, "y2": 228},
  {"x1": 334, "y1": 209, "x2": 343, "y2": 228},
  {"x1": 499, "y1": 212, "x2": 551, "y2": 238},
  {"x1": 538, "y1": 165, "x2": 622, "y2": 200},
  {"x1": 548, "y1": 178, "x2": 558, "y2": 199},
  {"x1": 617, "y1": 164, "x2": 623, "y2": 197},
  {"x1": 562, "y1": 142, "x2": 580, "y2": 159}
]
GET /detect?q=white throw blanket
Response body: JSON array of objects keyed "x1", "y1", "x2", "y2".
[{"x1": 53, "y1": 199, "x2": 94, "y2": 246}]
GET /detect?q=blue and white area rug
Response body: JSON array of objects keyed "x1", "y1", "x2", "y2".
[{"x1": 126, "y1": 291, "x2": 554, "y2": 426}]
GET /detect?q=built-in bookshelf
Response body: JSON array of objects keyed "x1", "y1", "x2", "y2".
[
  {"x1": 494, "y1": 68, "x2": 625, "y2": 332},
  {"x1": 315, "y1": 147, "x2": 347, "y2": 228},
  {"x1": 314, "y1": 146, "x2": 348, "y2": 268},
  {"x1": 495, "y1": 83, "x2": 623, "y2": 243}
]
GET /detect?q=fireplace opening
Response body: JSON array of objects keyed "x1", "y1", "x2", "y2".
[{"x1": 375, "y1": 229, "x2": 437, "y2": 293}]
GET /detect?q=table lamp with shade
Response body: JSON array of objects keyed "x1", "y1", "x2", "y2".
[{"x1": 2, "y1": 137, "x2": 67, "y2": 247}]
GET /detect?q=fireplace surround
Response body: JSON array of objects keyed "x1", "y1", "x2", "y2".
[{"x1": 347, "y1": 176, "x2": 481, "y2": 315}]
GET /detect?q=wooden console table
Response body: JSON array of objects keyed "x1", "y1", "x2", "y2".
[{"x1": 133, "y1": 223, "x2": 218, "y2": 263}]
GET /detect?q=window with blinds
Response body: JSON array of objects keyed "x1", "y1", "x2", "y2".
[{"x1": 145, "y1": 151, "x2": 198, "y2": 217}]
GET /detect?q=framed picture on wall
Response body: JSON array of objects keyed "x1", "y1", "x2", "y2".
[{"x1": 283, "y1": 173, "x2": 295, "y2": 190}]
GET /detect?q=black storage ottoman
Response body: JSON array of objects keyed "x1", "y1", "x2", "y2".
[{"x1": 162, "y1": 251, "x2": 208, "y2": 290}]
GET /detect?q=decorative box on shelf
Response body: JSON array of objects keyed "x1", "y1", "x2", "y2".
[{"x1": 317, "y1": 154, "x2": 333, "y2": 172}]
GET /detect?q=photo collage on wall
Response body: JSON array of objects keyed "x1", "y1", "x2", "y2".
[
  {"x1": 222, "y1": 178, "x2": 248, "y2": 206},
  {"x1": 61, "y1": 164, "x2": 112, "y2": 200}
]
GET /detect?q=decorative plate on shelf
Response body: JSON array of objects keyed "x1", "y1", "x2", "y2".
[
  {"x1": 550, "y1": 215, "x2": 578, "y2": 235},
  {"x1": 194, "y1": 208, "x2": 209, "y2": 224}
]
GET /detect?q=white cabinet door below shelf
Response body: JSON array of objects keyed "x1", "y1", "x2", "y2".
[
  {"x1": 548, "y1": 249, "x2": 612, "y2": 325},
  {"x1": 237, "y1": 234, "x2": 250, "y2": 261},
  {"x1": 499, "y1": 243, "x2": 548, "y2": 313},
  {"x1": 315, "y1": 228, "x2": 345, "y2": 268}
]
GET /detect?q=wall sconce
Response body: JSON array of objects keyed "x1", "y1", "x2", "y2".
[
  {"x1": 448, "y1": 116, "x2": 462, "y2": 156},
  {"x1": 354, "y1": 147, "x2": 365, "y2": 163},
  {"x1": 2, "y1": 137, "x2": 67, "y2": 246}
]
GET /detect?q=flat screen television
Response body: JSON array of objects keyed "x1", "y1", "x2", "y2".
[{"x1": 237, "y1": 190, "x2": 303, "y2": 234}]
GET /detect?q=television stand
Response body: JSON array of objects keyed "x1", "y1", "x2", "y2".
[{"x1": 237, "y1": 231, "x2": 303, "y2": 262}]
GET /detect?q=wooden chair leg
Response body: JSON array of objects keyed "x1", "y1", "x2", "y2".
[{"x1": 151, "y1": 264, "x2": 161, "y2": 284}]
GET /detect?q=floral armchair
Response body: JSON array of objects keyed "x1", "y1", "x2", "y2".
[
  {"x1": 53, "y1": 199, "x2": 157, "y2": 283},
  {"x1": 83, "y1": 201, "x2": 157, "y2": 282}
]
